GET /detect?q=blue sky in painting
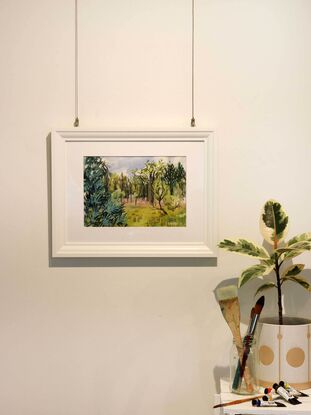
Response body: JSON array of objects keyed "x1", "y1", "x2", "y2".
[{"x1": 100, "y1": 156, "x2": 186, "y2": 175}]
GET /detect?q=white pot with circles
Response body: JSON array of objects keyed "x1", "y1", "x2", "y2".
[{"x1": 258, "y1": 317, "x2": 311, "y2": 389}]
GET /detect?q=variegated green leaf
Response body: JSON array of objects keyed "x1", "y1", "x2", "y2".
[
  {"x1": 282, "y1": 276, "x2": 311, "y2": 291},
  {"x1": 255, "y1": 282, "x2": 277, "y2": 296},
  {"x1": 285, "y1": 240, "x2": 311, "y2": 251},
  {"x1": 261, "y1": 257, "x2": 275, "y2": 267},
  {"x1": 259, "y1": 200, "x2": 289, "y2": 247},
  {"x1": 218, "y1": 239, "x2": 270, "y2": 259},
  {"x1": 281, "y1": 264, "x2": 304, "y2": 278},
  {"x1": 287, "y1": 232, "x2": 311, "y2": 247},
  {"x1": 283, "y1": 250, "x2": 305, "y2": 260},
  {"x1": 238, "y1": 264, "x2": 274, "y2": 287},
  {"x1": 277, "y1": 241, "x2": 311, "y2": 260}
]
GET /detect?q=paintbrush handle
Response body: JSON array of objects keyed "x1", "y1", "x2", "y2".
[
  {"x1": 229, "y1": 329, "x2": 254, "y2": 393},
  {"x1": 240, "y1": 335, "x2": 253, "y2": 378},
  {"x1": 213, "y1": 394, "x2": 265, "y2": 409},
  {"x1": 232, "y1": 335, "x2": 253, "y2": 391}
]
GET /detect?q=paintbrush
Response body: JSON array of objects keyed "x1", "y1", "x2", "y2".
[
  {"x1": 213, "y1": 394, "x2": 265, "y2": 409},
  {"x1": 232, "y1": 296, "x2": 265, "y2": 390},
  {"x1": 215, "y1": 285, "x2": 254, "y2": 393},
  {"x1": 231, "y1": 306, "x2": 255, "y2": 390}
]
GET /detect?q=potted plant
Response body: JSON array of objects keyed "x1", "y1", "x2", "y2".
[{"x1": 219, "y1": 200, "x2": 311, "y2": 388}]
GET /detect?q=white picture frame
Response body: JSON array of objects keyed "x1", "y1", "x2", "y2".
[{"x1": 51, "y1": 130, "x2": 216, "y2": 257}]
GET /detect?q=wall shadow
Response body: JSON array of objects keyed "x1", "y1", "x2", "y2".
[
  {"x1": 49, "y1": 257, "x2": 217, "y2": 268},
  {"x1": 46, "y1": 133, "x2": 217, "y2": 268},
  {"x1": 213, "y1": 366, "x2": 229, "y2": 394}
]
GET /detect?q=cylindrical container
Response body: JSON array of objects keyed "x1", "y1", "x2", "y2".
[
  {"x1": 258, "y1": 317, "x2": 311, "y2": 389},
  {"x1": 230, "y1": 338, "x2": 260, "y2": 395}
]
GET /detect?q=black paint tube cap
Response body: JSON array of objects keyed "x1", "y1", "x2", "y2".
[
  {"x1": 252, "y1": 399, "x2": 260, "y2": 407},
  {"x1": 273, "y1": 383, "x2": 279, "y2": 391}
]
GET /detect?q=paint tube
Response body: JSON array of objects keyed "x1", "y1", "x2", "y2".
[
  {"x1": 263, "y1": 387, "x2": 279, "y2": 401},
  {"x1": 273, "y1": 383, "x2": 301, "y2": 405},
  {"x1": 252, "y1": 399, "x2": 286, "y2": 407},
  {"x1": 262, "y1": 393, "x2": 279, "y2": 401},
  {"x1": 279, "y1": 381, "x2": 309, "y2": 397}
]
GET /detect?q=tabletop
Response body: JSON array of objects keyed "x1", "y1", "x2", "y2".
[{"x1": 219, "y1": 379, "x2": 311, "y2": 415}]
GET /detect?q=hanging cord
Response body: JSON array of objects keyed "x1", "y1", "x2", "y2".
[
  {"x1": 190, "y1": 0, "x2": 196, "y2": 127},
  {"x1": 74, "y1": 0, "x2": 79, "y2": 127}
]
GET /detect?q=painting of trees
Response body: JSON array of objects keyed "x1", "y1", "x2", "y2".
[
  {"x1": 84, "y1": 156, "x2": 186, "y2": 227},
  {"x1": 84, "y1": 157, "x2": 127, "y2": 227}
]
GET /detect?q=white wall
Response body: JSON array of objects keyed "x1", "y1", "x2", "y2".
[{"x1": 1, "y1": 1, "x2": 311, "y2": 414}]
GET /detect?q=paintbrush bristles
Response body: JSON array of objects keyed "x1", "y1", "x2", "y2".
[
  {"x1": 219, "y1": 299, "x2": 242, "y2": 343},
  {"x1": 216, "y1": 286, "x2": 241, "y2": 344},
  {"x1": 216, "y1": 285, "x2": 238, "y2": 302},
  {"x1": 254, "y1": 295, "x2": 265, "y2": 314}
]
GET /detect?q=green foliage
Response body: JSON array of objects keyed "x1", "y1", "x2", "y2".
[
  {"x1": 260, "y1": 199, "x2": 289, "y2": 247},
  {"x1": 239, "y1": 264, "x2": 273, "y2": 287},
  {"x1": 280, "y1": 264, "x2": 311, "y2": 291},
  {"x1": 102, "y1": 199, "x2": 127, "y2": 227},
  {"x1": 255, "y1": 282, "x2": 277, "y2": 296},
  {"x1": 276, "y1": 240, "x2": 311, "y2": 260},
  {"x1": 218, "y1": 200, "x2": 311, "y2": 325},
  {"x1": 111, "y1": 189, "x2": 125, "y2": 203},
  {"x1": 153, "y1": 177, "x2": 169, "y2": 212},
  {"x1": 281, "y1": 264, "x2": 304, "y2": 278},
  {"x1": 162, "y1": 162, "x2": 186, "y2": 197},
  {"x1": 287, "y1": 232, "x2": 311, "y2": 246},
  {"x1": 164, "y1": 194, "x2": 181, "y2": 211},
  {"x1": 84, "y1": 157, "x2": 127, "y2": 227},
  {"x1": 282, "y1": 276, "x2": 311, "y2": 291},
  {"x1": 176, "y1": 162, "x2": 186, "y2": 197},
  {"x1": 218, "y1": 239, "x2": 270, "y2": 259},
  {"x1": 163, "y1": 162, "x2": 178, "y2": 195}
]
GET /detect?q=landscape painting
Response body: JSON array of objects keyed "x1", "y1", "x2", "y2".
[{"x1": 84, "y1": 156, "x2": 186, "y2": 227}]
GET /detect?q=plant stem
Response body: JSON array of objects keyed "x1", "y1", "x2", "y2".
[{"x1": 274, "y1": 254, "x2": 283, "y2": 325}]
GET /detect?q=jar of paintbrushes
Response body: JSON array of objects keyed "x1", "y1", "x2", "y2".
[
  {"x1": 230, "y1": 337, "x2": 259, "y2": 394},
  {"x1": 215, "y1": 285, "x2": 265, "y2": 395}
]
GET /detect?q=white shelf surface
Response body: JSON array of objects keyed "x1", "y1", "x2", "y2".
[{"x1": 219, "y1": 379, "x2": 311, "y2": 415}]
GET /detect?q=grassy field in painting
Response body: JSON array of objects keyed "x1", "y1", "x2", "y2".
[{"x1": 124, "y1": 201, "x2": 186, "y2": 227}]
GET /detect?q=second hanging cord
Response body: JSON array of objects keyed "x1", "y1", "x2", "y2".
[
  {"x1": 74, "y1": 0, "x2": 79, "y2": 127},
  {"x1": 191, "y1": 0, "x2": 196, "y2": 127}
]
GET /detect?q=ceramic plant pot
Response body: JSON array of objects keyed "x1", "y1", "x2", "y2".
[{"x1": 257, "y1": 317, "x2": 311, "y2": 389}]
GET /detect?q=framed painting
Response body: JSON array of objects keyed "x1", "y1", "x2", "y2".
[{"x1": 51, "y1": 130, "x2": 216, "y2": 257}]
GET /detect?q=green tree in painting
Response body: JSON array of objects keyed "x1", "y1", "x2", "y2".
[
  {"x1": 175, "y1": 162, "x2": 186, "y2": 197},
  {"x1": 84, "y1": 156, "x2": 127, "y2": 227},
  {"x1": 153, "y1": 178, "x2": 168, "y2": 214},
  {"x1": 141, "y1": 161, "x2": 158, "y2": 206},
  {"x1": 151, "y1": 160, "x2": 168, "y2": 214},
  {"x1": 163, "y1": 162, "x2": 178, "y2": 195}
]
